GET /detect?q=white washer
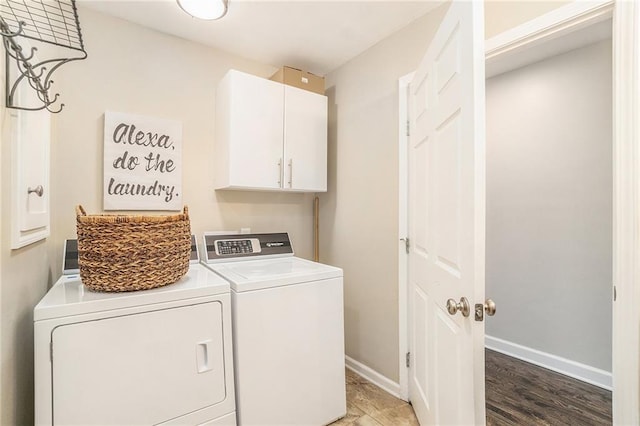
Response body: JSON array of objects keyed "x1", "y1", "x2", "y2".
[
  {"x1": 34, "y1": 239, "x2": 236, "y2": 426},
  {"x1": 202, "y1": 232, "x2": 346, "y2": 426}
]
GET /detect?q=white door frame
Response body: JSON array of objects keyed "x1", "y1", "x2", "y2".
[
  {"x1": 610, "y1": 1, "x2": 640, "y2": 423},
  {"x1": 397, "y1": 71, "x2": 413, "y2": 402},
  {"x1": 398, "y1": 1, "x2": 640, "y2": 422}
]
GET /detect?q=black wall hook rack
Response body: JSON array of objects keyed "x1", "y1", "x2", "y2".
[{"x1": 0, "y1": 0, "x2": 87, "y2": 113}]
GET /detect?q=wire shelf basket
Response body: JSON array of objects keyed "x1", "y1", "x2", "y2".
[{"x1": 0, "y1": 0, "x2": 87, "y2": 112}]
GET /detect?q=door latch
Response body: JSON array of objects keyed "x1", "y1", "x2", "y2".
[{"x1": 475, "y1": 299, "x2": 496, "y2": 322}]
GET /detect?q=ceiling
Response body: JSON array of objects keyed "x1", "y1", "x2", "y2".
[{"x1": 78, "y1": 0, "x2": 442, "y2": 76}]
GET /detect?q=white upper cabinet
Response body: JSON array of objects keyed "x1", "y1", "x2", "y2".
[
  {"x1": 215, "y1": 70, "x2": 284, "y2": 190},
  {"x1": 283, "y1": 85, "x2": 328, "y2": 192},
  {"x1": 215, "y1": 69, "x2": 327, "y2": 192}
]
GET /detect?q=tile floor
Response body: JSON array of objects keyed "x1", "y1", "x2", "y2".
[{"x1": 330, "y1": 369, "x2": 419, "y2": 426}]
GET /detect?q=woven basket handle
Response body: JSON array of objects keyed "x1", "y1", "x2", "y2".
[
  {"x1": 76, "y1": 205, "x2": 87, "y2": 218},
  {"x1": 183, "y1": 205, "x2": 189, "y2": 216}
]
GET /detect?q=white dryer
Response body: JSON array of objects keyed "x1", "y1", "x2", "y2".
[
  {"x1": 34, "y1": 238, "x2": 236, "y2": 426},
  {"x1": 202, "y1": 232, "x2": 346, "y2": 426}
]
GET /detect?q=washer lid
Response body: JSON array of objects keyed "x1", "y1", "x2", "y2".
[
  {"x1": 206, "y1": 257, "x2": 343, "y2": 292},
  {"x1": 34, "y1": 264, "x2": 230, "y2": 321}
]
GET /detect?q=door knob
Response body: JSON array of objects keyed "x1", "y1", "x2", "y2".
[
  {"x1": 446, "y1": 297, "x2": 470, "y2": 317},
  {"x1": 474, "y1": 299, "x2": 497, "y2": 321},
  {"x1": 27, "y1": 185, "x2": 44, "y2": 197},
  {"x1": 484, "y1": 299, "x2": 496, "y2": 316}
]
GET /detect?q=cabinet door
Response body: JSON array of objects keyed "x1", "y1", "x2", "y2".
[
  {"x1": 10, "y1": 59, "x2": 51, "y2": 248},
  {"x1": 51, "y1": 302, "x2": 226, "y2": 425},
  {"x1": 283, "y1": 86, "x2": 328, "y2": 192},
  {"x1": 217, "y1": 70, "x2": 284, "y2": 190}
]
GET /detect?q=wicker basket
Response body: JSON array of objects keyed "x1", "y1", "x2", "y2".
[{"x1": 76, "y1": 205, "x2": 191, "y2": 292}]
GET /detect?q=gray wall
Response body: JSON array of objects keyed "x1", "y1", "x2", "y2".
[{"x1": 485, "y1": 40, "x2": 612, "y2": 371}]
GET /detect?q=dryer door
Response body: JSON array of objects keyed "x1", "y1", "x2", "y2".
[{"x1": 51, "y1": 301, "x2": 225, "y2": 425}]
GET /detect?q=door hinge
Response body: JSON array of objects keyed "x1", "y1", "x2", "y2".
[
  {"x1": 406, "y1": 120, "x2": 410, "y2": 137},
  {"x1": 49, "y1": 341, "x2": 53, "y2": 362},
  {"x1": 406, "y1": 352, "x2": 410, "y2": 368},
  {"x1": 614, "y1": 285, "x2": 617, "y2": 302},
  {"x1": 400, "y1": 237, "x2": 410, "y2": 254}
]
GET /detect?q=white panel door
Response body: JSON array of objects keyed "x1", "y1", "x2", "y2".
[
  {"x1": 52, "y1": 302, "x2": 226, "y2": 425},
  {"x1": 283, "y1": 85, "x2": 328, "y2": 192},
  {"x1": 408, "y1": 1, "x2": 485, "y2": 425}
]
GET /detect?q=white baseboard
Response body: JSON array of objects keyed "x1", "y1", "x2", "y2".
[
  {"x1": 345, "y1": 355, "x2": 402, "y2": 399},
  {"x1": 485, "y1": 335, "x2": 612, "y2": 391}
]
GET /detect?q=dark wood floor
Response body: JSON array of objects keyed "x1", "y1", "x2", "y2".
[{"x1": 486, "y1": 349, "x2": 612, "y2": 425}]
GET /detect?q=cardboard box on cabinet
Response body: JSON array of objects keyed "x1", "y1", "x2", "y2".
[{"x1": 270, "y1": 66, "x2": 325, "y2": 95}]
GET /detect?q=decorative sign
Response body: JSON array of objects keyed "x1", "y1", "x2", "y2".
[{"x1": 103, "y1": 111, "x2": 182, "y2": 211}]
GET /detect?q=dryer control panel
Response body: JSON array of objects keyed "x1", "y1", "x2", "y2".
[
  {"x1": 216, "y1": 238, "x2": 261, "y2": 256},
  {"x1": 203, "y1": 232, "x2": 293, "y2": 263}
]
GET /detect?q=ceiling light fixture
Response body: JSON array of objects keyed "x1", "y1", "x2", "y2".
[{"x1": 177, "y1": 0, "x2": 228, "y2": 20}]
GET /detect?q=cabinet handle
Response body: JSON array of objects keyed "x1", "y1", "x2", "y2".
[
  {"x1": 288, "y1": 159, "x2": 293, "y2": 188},
  {"x1": 277, "y1": 158, "x2": 282, "y2": 186}
]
